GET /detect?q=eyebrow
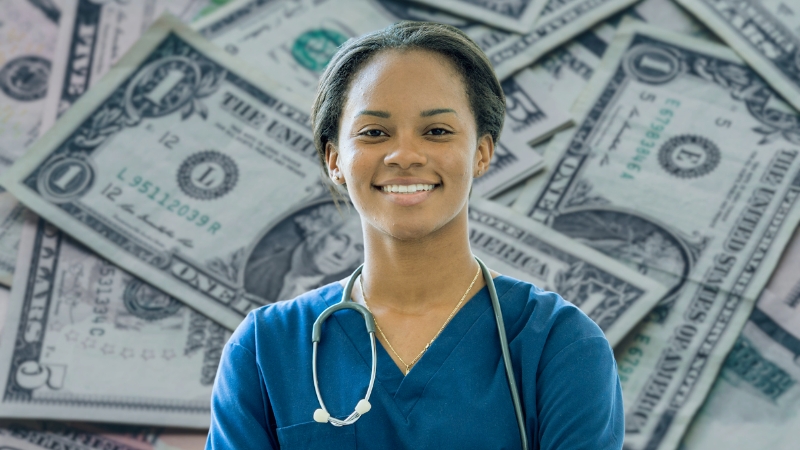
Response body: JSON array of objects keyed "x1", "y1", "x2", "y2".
[
  {"x1": 420, "y1": 108, "x2": 457, "y2": 117},
  {"x1": 354, "y1": 108, "x2": 458, "y2": 119},
  {"x1": 356, "y1": 110, "x2": 390, "y2": 118}
]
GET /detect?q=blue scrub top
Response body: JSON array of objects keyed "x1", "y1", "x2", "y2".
[{"x1": 206, "y1": 276, "x2": 623, "y2": 449}]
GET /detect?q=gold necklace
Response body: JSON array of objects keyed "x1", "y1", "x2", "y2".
[{"x1": 359, "y1": 266, "x2": 482, "y2": 375}]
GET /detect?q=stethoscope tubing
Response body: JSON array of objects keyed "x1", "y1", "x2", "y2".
[
  {"x1": 476, "y1": 257, "x2": 529, "y2": 450},
  {"x1": 311, "y1": 257, "x2": 528, "y2": 449}
]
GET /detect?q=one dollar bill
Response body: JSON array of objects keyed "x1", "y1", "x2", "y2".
[
  {"x1": 0, "y1": 14, "x2": 327, "y2": 330},
  {"x1": 513, "y1": 20, "x2": 800, "y2": 449}
]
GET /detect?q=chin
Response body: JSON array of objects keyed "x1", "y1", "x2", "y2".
[{"x1": 381, "y1": 220, "x2": 448, "y2": 242}]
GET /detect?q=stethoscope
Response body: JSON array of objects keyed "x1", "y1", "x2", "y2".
[{"x1": 311, "y1": 256, "x2": 529, "y2": 450}]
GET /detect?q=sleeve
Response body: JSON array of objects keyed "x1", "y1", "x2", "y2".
[
  {"x1": 535, "y1": 336, "x2": 623, "y2": 450},
  {"x1": 205, "y1": 340, "x2": 277, "y2": 449}
]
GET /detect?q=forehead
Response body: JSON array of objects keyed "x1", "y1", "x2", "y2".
[{"x1": 343, "y1": 49, "x2": 469, "y2": 111}]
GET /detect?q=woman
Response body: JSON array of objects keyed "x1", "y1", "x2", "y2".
[{"x1": 207, "y1": 21, "x2": 623, "y2": 449}]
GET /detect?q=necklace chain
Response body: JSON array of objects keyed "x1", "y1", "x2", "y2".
[{"x1": 359, "y1": 266, "x2": 482, "y2": 375}]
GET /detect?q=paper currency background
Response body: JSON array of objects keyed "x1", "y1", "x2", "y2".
[{"x1": 0, "y1": 0, "x2": 797, "y2": 448}]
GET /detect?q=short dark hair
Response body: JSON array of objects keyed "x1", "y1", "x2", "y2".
[{"x1": 311, "y1": 21, "x2": 506, "y2": 176}]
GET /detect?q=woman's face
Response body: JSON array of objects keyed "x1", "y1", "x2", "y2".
[{"x1": 328, "y1": 49, "x2": 492, "y2": 241}]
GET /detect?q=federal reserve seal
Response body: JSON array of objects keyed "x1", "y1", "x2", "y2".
[
  {"x1": 658, "y1": 134, "x2": 720, "y2": 179},
  {"x1": 291, "y1": 29, "x2": 349, "y2": 73},
  {"x1": 123, "y1": 280, "x2": 182, "y2": 321},
  {"x1": 177, "y1": 151, "x2": 238, "y2": 200},
  {"x1": 623, "y1": 44, "x2": 682, "y2": 85},
  {"x1": 0, "y1": 56, "x2": 51, "y2": 101}
]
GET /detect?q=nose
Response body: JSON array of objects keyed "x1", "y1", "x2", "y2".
[{"x1": 383, "y1": 132, "x2": 427, "y2": 169}]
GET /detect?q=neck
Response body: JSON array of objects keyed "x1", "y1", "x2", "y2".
[{"x1": 359, "y1": 208, "x2": 482, "y2": 314}]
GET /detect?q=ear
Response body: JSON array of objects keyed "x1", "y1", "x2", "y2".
[
  {"x1": 325, "y1": 141, "x2": 344, "y2": 184},
  {"x1": 473, "y1": 134, "x2": 494, "y2": 178}
]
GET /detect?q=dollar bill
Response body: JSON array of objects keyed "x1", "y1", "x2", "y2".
[
  {"x1": 404, "y1": 0, "x2": 548, "y2": 34},
  {"x1": 40, "y1": 0, "x2": 236, "y2": 132},
  {"x1": 0, "y1": 421, "x2": 207, "y2": 450},
  {"x1": 679, "y1": 226, "x2": 800, "y2": 450},
  {"x1": 513, "y1": 20, "x2": 800, "y2": 449},
  {"x1": 0, "y1": 193, "x2": 25, "y2": 287},
  {"x1": 0, "y1": 15, "x2": 327, "y2": 330},
  {"x1": 0, "y1": 217, "x2": 228, "y2": 427},
  {"x1": 676, "y1": 0, "x2": 800, "y2": 112},
  {"x1": 0, "y1": 0, "x2": 59, "y2": 172},
  {"x1": 470, "y1": 199, "x2": 668, "y2": 346}
]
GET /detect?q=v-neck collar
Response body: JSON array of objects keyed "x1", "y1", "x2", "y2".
[{"x1": 321, "y1": 276, "x2": 514, "y2": 419}]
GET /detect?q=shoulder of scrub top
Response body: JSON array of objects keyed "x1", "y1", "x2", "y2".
[
  {"x1": 225, "y1": 281, "x2": 344, "y2": 356},
  {"x1": 490, "y1": 275, "x2": 609, "y2": 375}
]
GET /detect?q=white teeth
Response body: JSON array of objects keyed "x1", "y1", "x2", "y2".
[{"x1": 381, "y1": 184, "x2": 436, "y2": 193}]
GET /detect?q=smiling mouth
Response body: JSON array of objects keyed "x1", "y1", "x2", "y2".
[{"x1": 379, "y1": 184, "x2": 438, "y2": 193}]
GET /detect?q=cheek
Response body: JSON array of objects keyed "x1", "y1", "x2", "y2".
[
  {"x1": 439, "y1": 147, "x2": 474, "y2": 181},
  {"x1": 343, "y1": 152, "x2": 376, "y2": 188}
]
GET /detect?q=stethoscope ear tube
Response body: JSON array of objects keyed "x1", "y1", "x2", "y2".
[
  {"x1": 312, "y1": 301, "x2": 376, "y2": 342},
  {"x1": 476, "y1": 257, "x2": 529, "y2": 450},
  {"x1": 312, "y1": 264, "x2": 378, "y2": 426},
  {"x1": 312, "y1": 265, "x2": 374, "y2": 343}
]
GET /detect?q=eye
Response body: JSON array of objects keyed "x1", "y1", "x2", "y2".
[
  {"x1": 360, "y1": 129, "x2": 387, "y2": 137},
  {"x1": 426, "y1": 128, "x2": 452, "y2": 136}
]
